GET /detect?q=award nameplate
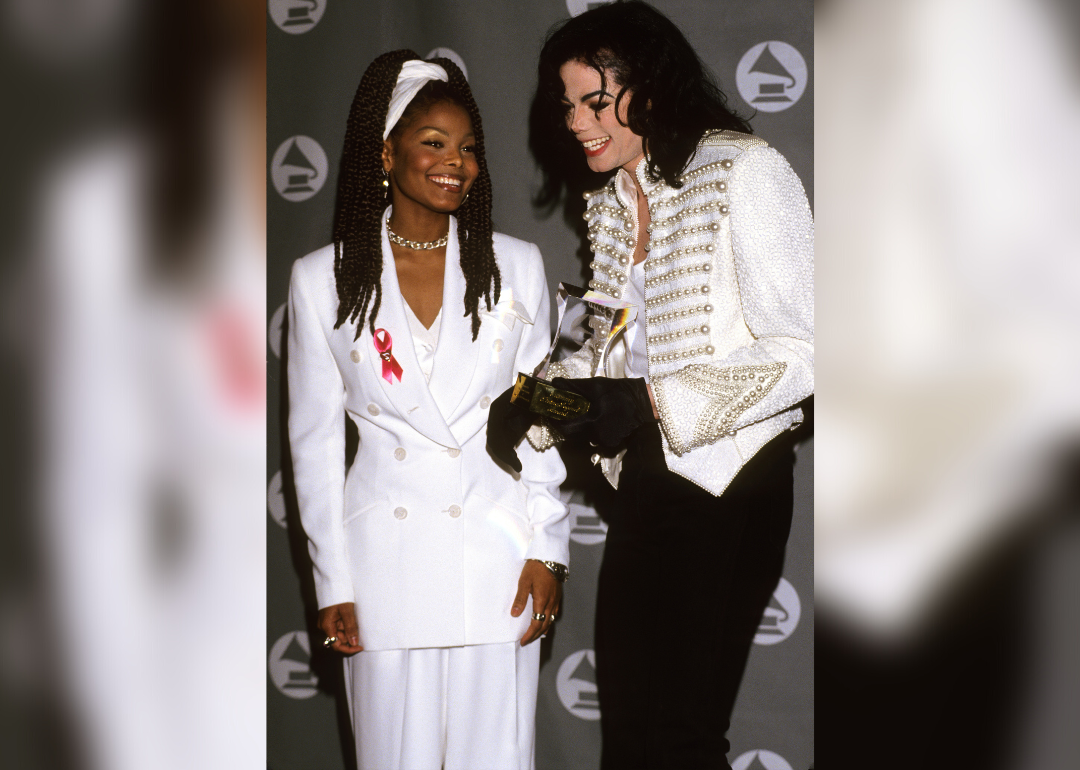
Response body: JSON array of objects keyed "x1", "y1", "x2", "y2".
[{"x1": 510, "y1": 283, "x2": 637, "y2": 418}]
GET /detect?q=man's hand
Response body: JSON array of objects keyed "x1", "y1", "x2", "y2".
[
  {"x1": 486, "y1": 384, "x2": 538, "y2": 472},
  {"x1": 548, "y1": 377, "x2": 656, "y2": 449}
]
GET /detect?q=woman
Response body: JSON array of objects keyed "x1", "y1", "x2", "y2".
[
  {"x1": 287, "y1": 50, "x2": 569, "y2": 770},
  {"x1": 492, "y1": 3, "x2": 814, "y2": 768}
]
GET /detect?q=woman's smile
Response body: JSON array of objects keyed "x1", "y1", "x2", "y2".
[{"x1": 428, "y1": 174, "x2": 464, "y2": 191}]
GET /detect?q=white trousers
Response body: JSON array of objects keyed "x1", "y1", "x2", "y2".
[{"x1": 344, "y1": 641, "x2": 541, "y2": 770}]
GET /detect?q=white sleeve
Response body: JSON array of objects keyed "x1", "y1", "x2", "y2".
[
  {"x1": 512, "y1": 245, "x2": 570, "y2": 566},
  {"x1": 286, "y1": 258, "x2": 354, "y2": 609}
]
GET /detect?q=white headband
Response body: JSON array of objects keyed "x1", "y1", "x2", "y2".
[{"x1": 383, "y1": 60, "x2": 450, "y2": 140}]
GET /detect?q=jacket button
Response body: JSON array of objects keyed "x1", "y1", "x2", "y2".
[
  {"x1": 447, "y1": 448, "x2": 461, "y2": 458},
  {"x1": 367, "y1": 403, "x2": 380, "y2": 416},
  {"x1": 394, "y1": 447, "x2": 406, "y2": 461},
  {"x1": 492, "y1": 339, "x2": 504, "y2": 352},
  {"x1": 479, "y1": 396, "x2": 491, "y2": 409},
  {"x1": 394, "y1": 507, "x2": 408, "y2": 520},
  {"x1": 350, "y1": 350, "x2": 361, "y2": 363},
  {"x1": 448, "y1": 505, "x2": 462, "y2": 518}
]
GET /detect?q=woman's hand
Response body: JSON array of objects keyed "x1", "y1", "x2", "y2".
[
  {"x1": 318, "y1": 602, "x2": 363, "y2": 655},
  {"x1": 512, "y1": 560, "x2": 561, "y2": 646}
]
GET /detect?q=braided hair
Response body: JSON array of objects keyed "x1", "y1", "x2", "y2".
[{"x1": 332, "y1": 49, "x2": 500, "y2": 341}]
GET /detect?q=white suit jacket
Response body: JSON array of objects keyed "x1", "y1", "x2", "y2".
[{"x1": 287, "y1": 215, "x2": 569, "y2": 651}]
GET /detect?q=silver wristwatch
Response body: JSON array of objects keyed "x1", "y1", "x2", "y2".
[{"x1": 531, "y1": 559, "x2": 569, "y2": 583}]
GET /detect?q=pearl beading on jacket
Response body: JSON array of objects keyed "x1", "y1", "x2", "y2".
[{"x1": 536, "y1": 130, "x2": 813, "y2": 495}]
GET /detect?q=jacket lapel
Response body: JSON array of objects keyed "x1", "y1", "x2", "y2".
[
  {"x1": 364, "y1": 214, "x2": 458, "y2": 448},
  {"x1": 427, "y1": 217, "x2": 480, "y2": 425}
]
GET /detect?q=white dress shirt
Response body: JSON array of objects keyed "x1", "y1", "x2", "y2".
[{"x1": 402, "y1": 299, "x2": 442, "y2": 387}]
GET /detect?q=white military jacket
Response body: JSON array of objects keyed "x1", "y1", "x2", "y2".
[
  {"x1": 288, "y1": 215, "x2": 569, "y2": 651},
  {"x1": 545, "y1": 130, "x2": 814, "y2": 496}
]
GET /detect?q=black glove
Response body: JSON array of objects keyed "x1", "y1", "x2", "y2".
[
  {"x1": 486, "y1": 384, "x2": 538, "y2": 473},
  {"x1": 548, "y1": 377, "x2": 656, "y2": 450}
]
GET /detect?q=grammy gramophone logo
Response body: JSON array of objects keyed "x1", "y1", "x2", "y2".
[
  {"x1": 268, "y1": 631, "x2": 319, "y2": 699},
  {"x1": 556, "y1": 650, "x2": 601, "y2": 720},
  {"x1": 267, "y1": 469, "x2": 287, "y2": 529},
  {"x1": 268, "y1": 0, "x2": 327, "y2": 35},
  {"x1": 268, "y1": 301, "x2": 286, "y2": 359},
  {"x1": 271, "y1": 136, "x2": 328, "y2": 202},
  {"x1": 736, "y1": 42, "x2": 808, "y2": 113},
  {"x1": 567, "y1": 490, "x2": 608, "y2": 545},
  {"x1": 754, "y1": 577, "x2": 802, "y2": 646},
  {"x1": 566, "y1": 0, "x2": 615, "y2": 18},
  {"x1": 425, "y1": 47, "x2": 469, "y2": 81},
  {"x1": 732, "y1": 749, "x2": 794, "y2": 770}
]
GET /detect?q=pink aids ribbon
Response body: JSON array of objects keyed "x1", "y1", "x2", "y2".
[{"x1": 373, "y1": 328, "x2": 403, "y2": 383}]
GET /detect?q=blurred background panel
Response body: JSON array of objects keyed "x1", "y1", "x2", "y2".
[
  {"x1": 815, "y1": 0, "x2": 1080, "y2": 768},
  {"x1": 1, "y1": 1, "x2": 265, "y2": 768}
]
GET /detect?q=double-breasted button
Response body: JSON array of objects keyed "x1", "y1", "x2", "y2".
[
  {"x1": 479, "y1": 396, "x2": 491, "y2": 409},
  {"x1": 447, "y1": 448, "x2": 461, "y2": 458},
  {"x1": 492, "y1": 339, "x2": 504, "y2": 352},
  {"x1": 393, "y1": 507, "x2": 408, "y2": 520},
  {"x1": 367, "y1": 404, "x2": 380, "y2": 416},
  {"x1": 350, "y1": 350, "x2": 361, "y2": 363},
  {"x1": 393, "y1": 447, "x2": 406, "y2": 461},
  {"x1": 448, "y1": 505, "x2": 462, "y2": 518}
]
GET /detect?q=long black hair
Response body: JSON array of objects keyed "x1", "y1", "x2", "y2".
[
  {"x1": 332, "y1": 49, "x2": 499, "y2": 341},
  {"x1": 535, "y1": 0, "x2": 752, "y2": 196}
]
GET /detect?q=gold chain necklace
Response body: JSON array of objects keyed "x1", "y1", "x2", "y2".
[{"x1": 386, "y1": 215, "x2": 448, "y2": 250}]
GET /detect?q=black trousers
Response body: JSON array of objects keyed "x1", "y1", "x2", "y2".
[{"x1": 596, "y1": 422, "x2": 795, "y2": 770}]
